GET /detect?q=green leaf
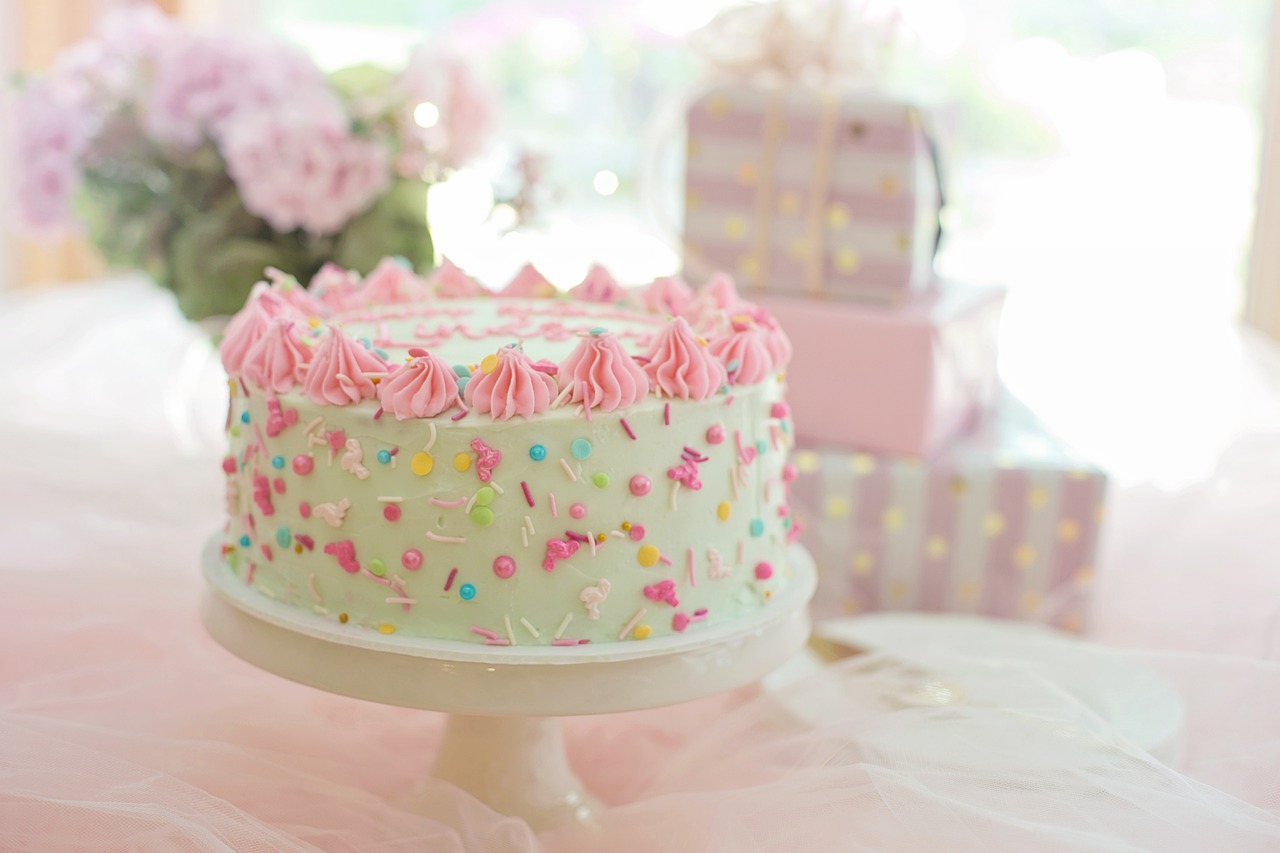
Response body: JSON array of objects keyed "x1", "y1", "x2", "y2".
[{"x1": 333, "y1": 179, "x2": 435, "y2": 275}]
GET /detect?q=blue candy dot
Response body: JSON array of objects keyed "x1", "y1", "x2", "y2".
[
  {"x1": 756, "y1": 439, "x2": 768, "y2": 455},
  {"x1": 749, "y1": 518, "x2": 765, "y2": 537},
  {"x1": 529, "y1": 444, "x2": 547, "y2": 461},
  {"x1": 457, "y1": 376, "x2": 470, "y2": 396},
  {"x1": 570, "y1": 438, "x2": 593, "y2": 460},
  {"x1": 459, "y1": 583, "x2": 477, "y2": 601},
  {"x1": 271, "y1": 455, "x2": 285, "y2": 470},
  {"x1": 240, "y1": 411, "x2": 250, "y2": 424},
  {"x1": 588, "y1": 326, "x2": 607, "y2": 335},
  {"x1": 238, "y1": 534, "x2": 251, "y2": 547},
  {"x1": 276, "y1": 527, "x2": 291, "y2": 547},
  {"x1": 780, "y1": 420, "x2": 790, "y2": 434},
  {"x1": 453, "y1": 364, "x2": 471, "y2": 378},
  {"x1": 358, "y1": 337, "x2": 373, "y2": 350},
  {"x1": 375, "y1": 348, "x2": 389, "y2": 360},
  {"x1": 377, "y1": 449, "x2": 392, "y2": 464},
  {"x1": 783, "y1": 517, "x2": 793, "y2": 530},
  {"x1": 726, "y1": 358, "x2": 740, "y2": 374}
]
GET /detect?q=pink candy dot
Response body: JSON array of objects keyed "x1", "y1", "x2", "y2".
[
  {"x1": 706, "y1": 424, "x2": 725, "y2": 444},
  {"x1": 493, "y1": 555, "x2": 516, "y2": 578},
  {"x1": 754, "y1": 561, "x2": 774, "y2": 580},
  {"x1": 770, "y1": 402, "x2": 789, "y2": 419},
  {"x1": 402, "y1": 549, "x2": 423, "y2": 570},
  {"x1": 292, "y1": 455, "x2": 314, "y2": 476},
  {"x1": 629, "y1": 474, "x2": 651, "y2": 496},
  {"x1": 222, "y1": 456, "x2": 237, "y2": 474},
  {"x1": 272, "y1": 477, "x2": 286, "y2": 494},
  {"x1": 781, "y1": 463, "x2": 798, "y2": 483},
  {"x1": 384, "y1": 504, "x2": 401, "y2": 522},
  {"x1": 569, "y1": 502, "x2": 587, "y2": 519},
  {"x1": 672, "y1": 612, "x2": 690, "y2": 632},
  {"x1": 299, "y1": 502, "x2": 311, "y2": 519},
  {"x1": 629, "y1": 525, "x2": 645, "y2": 542}
]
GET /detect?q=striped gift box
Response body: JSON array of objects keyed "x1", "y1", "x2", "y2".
[
  {"x1": 683, "y1": 84, "x2": 942, "y2": 304},
  {"x1": 792, "y1": 398, "x2": 1106, "y2": 633}
]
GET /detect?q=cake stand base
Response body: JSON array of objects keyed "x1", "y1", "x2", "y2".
[{"x1": 201, "y1": 540, "x2": 816, "y2": 830}]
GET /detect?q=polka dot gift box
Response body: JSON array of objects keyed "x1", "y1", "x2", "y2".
[{"x1": 790, "y1": 395, "x2": 1107, "y2": 633}]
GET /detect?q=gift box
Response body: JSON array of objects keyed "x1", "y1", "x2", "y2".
[
  {"x1": 683, "y1": 84, "x2": 943, "y2": 303},
  {"x1": 756, "y1": 282, "x2": 1005, "y2": 456},
  {"x1": 791, "y1": 396, "x2": 1107, "y2": 633}
]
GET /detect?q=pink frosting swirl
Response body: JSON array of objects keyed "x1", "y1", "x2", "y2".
[
  {"x1": 569, "y1": 264, "x2": 625, "y2": 304},
  {"x1": 241, "y1": 318, "x2": 313, "y2": 393},
  {"x1": 501, "y1": 263, "x2": 555, "y2": 298},
  {"x1": 308, "y1": 262, "x2": 363, "y2": 311},
  {"x1": 430, "y1": 257, "x2": 484, "y2": 298},
  {"x1": 359, "y1": 257, "x2": 431, "y2": 305},
  {"x1": 681, "y1": 272, "x2": 757, "y2": 335},
  {"x1": 556, "y1": 331, "x2": 650, "y2": 411},
  {"x1": 642, "y1": 275, "x2": 694, "y2": 316},
  {"x1": 708, "y1": 319, "x2": 773, "y2": 385},
  {"x1": 302, "y1": 325, "x2": 390, "y2": 405},
  {"x1": 464, "y1": 344, "x2": 557, "y2": 421},
  {"x1": 265, "y1": 268, "x2": 329, "y2": 316},
  {"x1": 745, "y1": 305, "x2": 793, "y2": 370},
  {"x1": 377, "y1": 348, "x2": 459, "y2": 418},
  {"x1": 643, "y1": 316, "x2": 727, "y2": 400},
  {"x1": 219, "y1": 288, "x2": 293, "y2": 374}
]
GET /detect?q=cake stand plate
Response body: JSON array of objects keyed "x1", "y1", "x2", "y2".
[{"x1": 201, "y1": 539, "x2": 816, "y2": 829}]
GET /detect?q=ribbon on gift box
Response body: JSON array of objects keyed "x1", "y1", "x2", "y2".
[{"x1": 682, "y1": 0, "x2": 945, "y2": 297}]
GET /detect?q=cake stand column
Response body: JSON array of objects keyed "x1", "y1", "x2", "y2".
[{"x1": 430, "y1": 714, "x2": 600, "y2": 831}]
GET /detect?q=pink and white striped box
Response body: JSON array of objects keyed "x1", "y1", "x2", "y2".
[
  {"x1": 683, "y1": 84, "x2": 942, "y2": 303},
  {"x1": 755, "y1": 282, "x2": 1005, "y2": 456},
  {"x1": 791, "y1": 397, "x2": 1106, "y2": 633}
]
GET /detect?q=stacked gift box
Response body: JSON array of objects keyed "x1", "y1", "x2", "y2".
[{"x1": 678, "y1": 9, "x2": 1107, "y2": 632}]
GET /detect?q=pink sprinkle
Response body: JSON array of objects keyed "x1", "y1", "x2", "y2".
[
  {"x1": 565, "y1": 531, "x2": 589, "y2": 543},
  {"x1": 620, "y1": 418, "x2": 636, "y2": 440},
  {"x1": 272, "y1": 477, "x2": 286, "y2": 494},
  {"x1": 485, "y1": 638, "x2": 512, "y2": 646},
  {"x1": 239, "y1": 378, "x2": 250, "y2": 397},
  {"x1": 521, "y1": 481, "x2": 535, "y2": 507},
  {"x1": 295, "y1": 534, "x2": 314, "y2": 551},
  {"x1": 430, "y1": 497, "x2": 468, "y2": 507},
  {"x1": 260, "y1": 544, "x2": 272, "y2": 561},
  {"x1": 451, "y1": 409, "x2": 468, "y2": 421},
  {"x1": 658, "y1": 554, "x2": 673, "y2": 566},
  {"x1": 327, "y1": 429, "x2": 346, "y2": 452},
  {"x1": 663, "y1": 402, "x2": 670, "y2": 425},
  {"x1": 373, "y1": 407, "x2": 384, "y2": 420},
  {"x1": 245, "y1": 562, "x2": 255, "y2": 584},
  {"x1": 389, "y1": 447, "x2": 399, "y2": 456},
  {"x1": 444, "y1": 568, "x2": 458, "y2": 590},
  {"x1": 694, "y1": 608, "x2": 708, "y2": 617},
  {"x1": 687, "y1": 547, "x2": 696, "y2": 587},
  {"x1": 470, "y1": 625, "x2": 499, "y2": 640},
  {"x1": 552, "y1": 638, "x2": 590, "y2": 646}
]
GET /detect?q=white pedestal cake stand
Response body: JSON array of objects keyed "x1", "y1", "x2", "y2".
[{"x1": 201, "y1": 539, "x2": 816, "y2": 830}]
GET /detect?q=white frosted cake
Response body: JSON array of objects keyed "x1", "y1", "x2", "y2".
[{"x1": 216, "y1": 258, "x2": 799, "y2": 647}]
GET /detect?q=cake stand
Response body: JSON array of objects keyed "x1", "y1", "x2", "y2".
[{"x1": 200, "y1": 539, "x2": 816, "y2": 830}]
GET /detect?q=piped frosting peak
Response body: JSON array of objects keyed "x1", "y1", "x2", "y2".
[
  {"x1": 359, "y1": 257, "x2": 431, "y2": 305},
  {"x1": 378, "y1": 348, "x2": 460, "y2": 419},
  {"x1": 220, "y1": 288, "x2": 293, "y2": 374},
  {"x1": 464, "y1": 344, "x2": 558, "y2": 421},
  {"x1": 265, "y1": 267, "x2": 328, "y2": 316},
  {"x1": 642, "y1": 316, "x2": 727, "y2": 400},
  {"x1": 309, "y1": 262, "x2": 363, "y2": 311},
  {"x1": 556, "y1": 330, "x2": 650, "y2": 411},
  {"x1": 303, "y1": 325, "x2": 390, "y2": 405},
  {"x1": 242, "y1": 318, "x2": 313, "y2": 393},
  {"x1": 708, "y1": 318, "x2": 772, "y2": 385},
  {"x1": 569, "y1": 264, "x2": 626, "y2": 304},
  {"x1": 430, "y1": 257, "x2": 484, "y2": 298},
  {"x1": 681, "y1": 272, "x2": 752, "y2": 335},
  {"x1": 501, "y1": 263, "x2": 555, "y2": 298},
  {"x1": 642, "y1": 275, "x2": 694, "y2": 316}
]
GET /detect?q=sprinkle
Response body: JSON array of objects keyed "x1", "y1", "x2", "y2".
[
  {"x1": 521, "y1": 527, "x2": 529, "y2": 547},
  {"x1": 377, "y1": 496, "x2": 404, "y2": 503},
  {"x1": 688, "y1": 548, "x2": 696, "y2": 587},
  {"x1": 307, "y1": 573, "x2": 321, "y2": 603},
  {"x1": 555, "y1": 613, "x2": 573, "y2": 640},
  {"x1": 691, "y1": 608, "x2": 709, "y2": 622},
  {"x1": 524, "y1": 514, "x2": 536, "y2": 535},
  {"x1": 663, "y1": 402, "x2": 670, "y2": 425},
  {"x1": 738, "y1": 541, "x2": 745, "y2": 563},
  {"x1": 659, "y1": 554, "x2": 673, "y2": 566},
  {"x1": 504, "y1": 615, "x2": 517, "y2": 645},
  {"x1": 588, "y1": 532, "x2": 598, "y2": 556},
  {"x1": 466, "y1": 492, "x2": 479, "y2": 514},
  {"x1": 373, "y1": 407, "x2": 384, "y2": 420},
  {"x1": 552, "y1": 638, "x2": 588, "y2": 646},
  {"x1": 304, "y1": 416, "x2": 323, "y2": 435},
  {"x1": 521, "y1": 481, "x2": 535, "y2": 507},
  {"x1": 245, "y1": 563, "x2": 255, "y2": 584},
  {"x1": 490, "y1": 481, "x2": 504, "y2": 494},
  {"x1": 521, "y1": 617, "x2": 540, "y2": 638},
  {"x1": 611, "y1": 530, "x2": 627, "y2": 539},
  {"x1": 444, "y1": 568, "x2": 458, "y2": 590},
  {"x1": 470, "y1": 625, "x2": 499, "y2": 640},
  {"x1": 730, "y1": 468, "x2": 740, "y2": 500},
  {"x1": 378, "y1": 624, "x2": 396, "y2": 635},
  {"x1": 565, "y1": 531, "x2": 589, "y2": 543},
  {"x1": 485, "y1": 638, "x2": 512, "y2": 646},
  {"x1": 429, "y1": 497, "x2": 467, "y2": 507},
  {"x1": 559, "y1": 458, "x2": 577, "y2": 481},
  {"x1": 451, "y1": 409, "x2": 468, "y2": 421},
  {"x1": 620, "y1": 418, "x2": 636, "y2": 440},
  {"x1": 425, "y1": 422, "x2": 438, "y2": 452},
  {"x1": 670, "y1": 481, "x2": 680, "y2": 510},
  {"x1": 619, "y1": 607, "x2": 647, "y2": 640},
  {"x1": 427, "y1": 532, "x2": 467, "y2": 543},
  {"x1": 386, "y1": 597, "x2": 417, "y2": 605},
  {"x1": 549, "y1": 492, "x2": 559, "y2": 517}
]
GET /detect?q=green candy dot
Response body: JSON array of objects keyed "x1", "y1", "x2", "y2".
[
  {"x1": 229, "y1": 424, "x2": 241, "y2": 438},
  {"x1": 471, "y1": 506, "x2": 495, "y2": 527},
  {"x1": 368, "y1": 559, "x2": 387, "y2": 577},
  {"x1": 591, "y1": 471, "x2": 610, "y2": 488},
  {"x1": 474, "y1": 486, "x2": 496, "y2": 507}
]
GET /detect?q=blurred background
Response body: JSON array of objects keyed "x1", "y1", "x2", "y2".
[{"x1": 3, "y1": 0, "x2": 1279, "y2": 488}]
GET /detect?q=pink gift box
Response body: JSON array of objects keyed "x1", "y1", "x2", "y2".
[
  {"x1": 756, "y1": 282, "x2": 1005, "y2": 456},
  {"x1": 683, "y1": 84, "x2": 942, "y2": 303},
  {"x1": 791, "y1": 397, "x2": 1107, "y2": 633}
]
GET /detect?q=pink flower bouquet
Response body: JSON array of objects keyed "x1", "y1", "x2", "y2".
[{"x1": 12, "y1": 8, "x2": 494, "y2": 319}]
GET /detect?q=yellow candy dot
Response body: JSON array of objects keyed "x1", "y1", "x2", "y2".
[
  {"x1": 411, "y1": 452, "x2": 434, "y2": 476},
  {"x1": 378, "y1": 623, "x2": 396, "y2": 634},
  {"x1": 633, "y1": 624, "x2": 652, "y2": 640},
  {"x1": 454, "y1": 452, "x2": 472, "y2": 472},
  {"x1": 716, "y1": 501, "x2": 732, "y2": 521},
  {"x1": 307, "y1": 316, "x2": 322, "y2": 329},
  {"x1": 480, "y1": 353, "x2": 499, "y2": 374},
  {"x1": 637, "y1": 545, "x2": 660, "y2": 567}
]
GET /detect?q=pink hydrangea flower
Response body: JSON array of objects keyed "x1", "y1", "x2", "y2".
[
  {"x1": 13, "y1": 82, "x2": 96, "y2": 231},
  {"x1": 221, "y1": 97, "x2": 391, "y2": 235}
]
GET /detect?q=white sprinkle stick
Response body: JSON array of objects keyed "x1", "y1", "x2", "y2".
[
  {"x1": 671, "y1": 481, "x2": 680, "y2": 510},
  {"x1": 424, "y1": 422, "x2": 437, "y2": 452},
  {"x1": 521, "y1": 527, "x2": 529, "y2": 548},
  {"x1": 524, "y1": 515, "x2": 536, "y2": 535},
  {"x1": 549, "y1": 492, "x2": 559, "y2": 517},
  {"x1": 504, "y1": 614, "x2": 517, "y2": 645},
  {"x1": 687, "y1": 547, "x2": 696, "y2": 587},
  {"x1": 738, "y1": 541, "x2": 745, "y2": 564},
  {"x1": 386, "y1": 597, "x2": 417, "y2": 605},
  {"x1": 555, "y1": 613, "x2": 573, "y2": 640},
  {"x1": 430, "y1": 497, "x2": 467, "y2": 507},
  {"x1": 377, "y1": 496, "x2": 404, "y2": 503},
  {"x1": 307, "y1": 573, "x2": 322, "y2": 603},
  {"x1": 521, "y1": 617, "x2": 541, "y2": 638},
  {"x1": 466, "y1": 492, "x2": 479, "y2": 514},
  {"x1": 730, "y1": 468, "x2": 740, "y2": 500},
  {"x1": 611, "y1": 530, "x2": 626, "y2": 539},
  {"x1": 588, "y1": 532, "x2": 598, "y2": 556},
  {"x1": 618, "y1": 607, "x2": 647, "y2": 640},
  {"x1": 490, "y1": 481, "x2": 505, "y2": 495},
  {"x1": 304, "y1": 416, "x2": 323, "y2": 435},
  {"x1": 560, "y1": 458, "x2": 577, "y2": 481},
  {"x1": 426, "y1": 532, "x2": 467, "y2": 544}
]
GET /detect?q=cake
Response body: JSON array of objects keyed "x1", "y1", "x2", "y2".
[{"x1": 216, "y1": 258, "x2": 800, "y2": 647}]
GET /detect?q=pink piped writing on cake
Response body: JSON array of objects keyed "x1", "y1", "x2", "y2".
[
  {"x1": 252, "y1": 473, "x2": 274, "y2": 516},
  {"x1": 542, "y1": 537, "x2": 580, "y2": 571},
  {"x1": 264, "y1": 397, "x2": 299, "y2": 438},
  {"x1": 643, "y1": 579, "x2": 680, "y2": 607},
  {"x1": 470, "y1": 438, "x2": 501, "y2": 483},
  {"x1": 323, "y1": 540, "x2": 360, "y2": 574}
]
